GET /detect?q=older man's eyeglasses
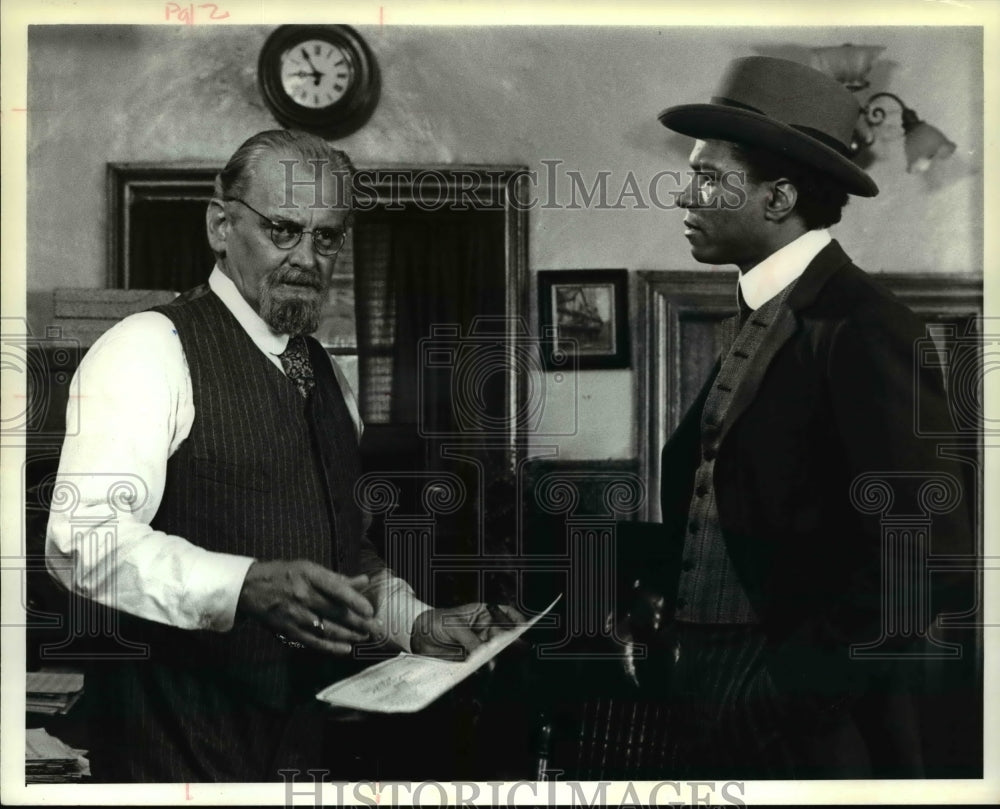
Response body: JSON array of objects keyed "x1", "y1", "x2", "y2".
[{"x1": 223, "y1": 197, "x2": 347, "y2": 257}]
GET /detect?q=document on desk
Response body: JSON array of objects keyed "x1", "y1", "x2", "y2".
[{"x1": 316, "y1": 595, "x2": 560, "y2": 713}]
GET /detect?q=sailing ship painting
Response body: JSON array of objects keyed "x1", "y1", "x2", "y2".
[
  {"x1": 538, "y1": 269, "x2": 629, "y2": 370},
  {"x1": 553, "y1": 282, "x2": 616, "y2": 354}
]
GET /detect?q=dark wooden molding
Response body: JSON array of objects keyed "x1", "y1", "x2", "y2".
[{"x1": 106, "y1": 162, "x2": 220, "y2": 289}]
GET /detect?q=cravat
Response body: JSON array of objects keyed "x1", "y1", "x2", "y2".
[
  {"x1": 279, "y1": 335, "x2": 315, "y2": 398},
  {"x1": 736, "y1": 284, "x2": 753, "y2": 328},
  {"x1": 721, "y1": 285, "x2": 755, "y2": 355}
]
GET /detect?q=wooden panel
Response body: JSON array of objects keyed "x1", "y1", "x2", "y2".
[{"x1": 52, "y1": 288, "x2": 179, "y2": 347}]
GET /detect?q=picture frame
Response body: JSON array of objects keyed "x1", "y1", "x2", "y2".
[{"x1": 538, "y1": 269, "x2": 630, "y2": 370}]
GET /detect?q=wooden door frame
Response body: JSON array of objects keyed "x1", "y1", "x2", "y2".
[{"x1": 107, "y1": 161, "x2": 531, "y2": 456}]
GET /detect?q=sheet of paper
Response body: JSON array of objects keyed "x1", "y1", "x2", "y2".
[
  {"x1": 26, "y1": 728, "x2": 75, "y2": 761},
  {"x1": 316, "y1": 595, "x2": 561, "y2": 713},
  {"x1": 26, "y1": 729, "x2": 91, "y2": 782}
]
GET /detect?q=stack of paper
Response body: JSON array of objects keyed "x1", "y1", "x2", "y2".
[
  {"x1": 26, "y1": 671, "x2": 84, "y2": 715},
  {"x1": 25, "y1": 728, "x2": 91, "y2": 783}
]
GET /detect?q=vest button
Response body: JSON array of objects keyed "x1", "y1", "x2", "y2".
[
  {"x1": 704, "y1": 447, "x2": 717, "y2": 460},
  {"x1": 688, "y1": 521, "x2": 699, "y2": 534},
  {"x1": 695, "y1": 484, "x2": 708, "y2": 497},
  {"x1": 681, "y1": 559, "x2": 694, "y2": 571},
  {"x1": 675, "y1": 597, "x2": 687, "y2": 609}
]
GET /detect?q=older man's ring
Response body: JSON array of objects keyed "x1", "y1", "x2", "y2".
[
  {"x1": 312, "y1": 619, "x2": 325, "y2": 634},
  {"x1": 277, "y1": 633, "x2": 305, "y2": 650}
]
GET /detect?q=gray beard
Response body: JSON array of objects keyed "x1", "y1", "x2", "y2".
[
  {"x1": 260, "y1": 295, "x2": 323, "y2": 336},
  {"x1": 257, "y1": 273, "x2": 328, "y2": 336}
]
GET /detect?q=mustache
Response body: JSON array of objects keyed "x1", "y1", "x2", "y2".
[{"x1": 265, "y1": 268, "x2": 326, "y2": 291}]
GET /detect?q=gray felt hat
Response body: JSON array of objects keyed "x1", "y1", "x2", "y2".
[{"x1": 659, "y1": 56, "x2": 878, "y2": 197}]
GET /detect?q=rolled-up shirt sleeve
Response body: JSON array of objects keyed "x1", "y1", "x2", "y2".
[{"x1": 45, "y1": 312, "x2": 255, "y2": 631}]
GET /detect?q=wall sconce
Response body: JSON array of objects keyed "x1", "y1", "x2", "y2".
[
  {"x1": 857, "y1": 93, "x2": 956, "y2": 173},
  {"x1": 809, "y1": 43, "x2": 884, "y2": 91},
  {"x1": 811, "y1": 44, "x2": 957, "y2": 174}
]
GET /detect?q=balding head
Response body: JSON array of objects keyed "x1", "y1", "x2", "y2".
[{"x1": 214, "y1": 129, "x2": 355, "y2": 213}]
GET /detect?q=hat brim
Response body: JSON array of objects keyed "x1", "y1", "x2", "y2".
[{"x1": 659, "y1": 103, "x2": 878, "y2": 198}]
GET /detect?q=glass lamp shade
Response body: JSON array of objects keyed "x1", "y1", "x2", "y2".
[
  {"x1": 904, "y1": 121, "x2": 957, "y2": 173},
  {"x1": 810, "y1": 44, "x2": 886, "y2": 91}
]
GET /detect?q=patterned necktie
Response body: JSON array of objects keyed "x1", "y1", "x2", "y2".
[{"x1": 279, "y1": 335, "x2": 315, "y2": 399}]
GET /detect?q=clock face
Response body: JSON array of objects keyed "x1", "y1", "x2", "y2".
[
  {"x1": 279, "y1": 39, "x2": 355, "y2": 109},
  {"x1": 258, "y1": 25, "x2": 381, "y2": 138}
]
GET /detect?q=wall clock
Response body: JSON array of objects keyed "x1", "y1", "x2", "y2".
[{"x1": 258, "y1": 25, "x2": 381, "y2": 138}]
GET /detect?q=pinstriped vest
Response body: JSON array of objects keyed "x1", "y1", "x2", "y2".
[{"x1": 117, "y1": 284, "x2": 366, "y2": 709}]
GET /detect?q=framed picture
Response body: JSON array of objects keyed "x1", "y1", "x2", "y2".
[{"x1": 538, "y1": 269, "x2": 630, "y2": 370}]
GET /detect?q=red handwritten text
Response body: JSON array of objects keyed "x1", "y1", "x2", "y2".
[{"x1": 164, "y1": 3, "x2": 230, "y2": 25}]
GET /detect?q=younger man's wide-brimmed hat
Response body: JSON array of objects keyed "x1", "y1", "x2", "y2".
[{"x1": 659, "y1": 56, "x2": 878, "y2": 197}]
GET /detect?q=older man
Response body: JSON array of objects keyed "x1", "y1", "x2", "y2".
[
  {"x1": 639, "y1": 57, "x2": 972, "y2": 778},
  {"x1": 46, "y1": 130, "x2": 511, "y2": 782}
]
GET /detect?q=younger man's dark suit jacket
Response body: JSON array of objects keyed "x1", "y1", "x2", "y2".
[{"x1": 659, "y1": 240, "x2": 973, "y2": 746}]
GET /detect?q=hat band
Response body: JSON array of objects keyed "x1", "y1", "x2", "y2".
[{"x1": 710, "y1": 96, "x2": 853, "y2": 158}]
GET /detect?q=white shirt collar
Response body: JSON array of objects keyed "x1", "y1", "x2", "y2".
[
  {"x1": 739, "y1": 229, "x2": 831, "y2": 310},
  {"x1": 208, "y1": 266, "x2": 289, "y2": 358},
  {"x1": 206, "y1": 265, "x2": 365, "y2": 442}
]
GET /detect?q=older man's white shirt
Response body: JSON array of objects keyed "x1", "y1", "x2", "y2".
[{"x1": 46, "y1": 268, "x2": 429, "y2": 649}]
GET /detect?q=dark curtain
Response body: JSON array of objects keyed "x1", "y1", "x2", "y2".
[
  {"x1": 129, "y1": 198, "x2": 215, "y2": 291},
  {"x1": 354, "y1": 207, "x2": 513, "y2": 604},
  {"x1": 354, "y1": 207, "x2": 507, "y2": 429}
]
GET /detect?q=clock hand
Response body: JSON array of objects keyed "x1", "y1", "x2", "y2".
[{"x1": 300, "y1": 49, "x2": 325, "y2": 86}]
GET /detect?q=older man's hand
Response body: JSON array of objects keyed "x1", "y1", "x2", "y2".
[
  {"x1": 410, "y1": 602, "x2": 527, "y2": 660},
  {"x1": 237, "y1": 559, "x2": 383, "y2": 655}
]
